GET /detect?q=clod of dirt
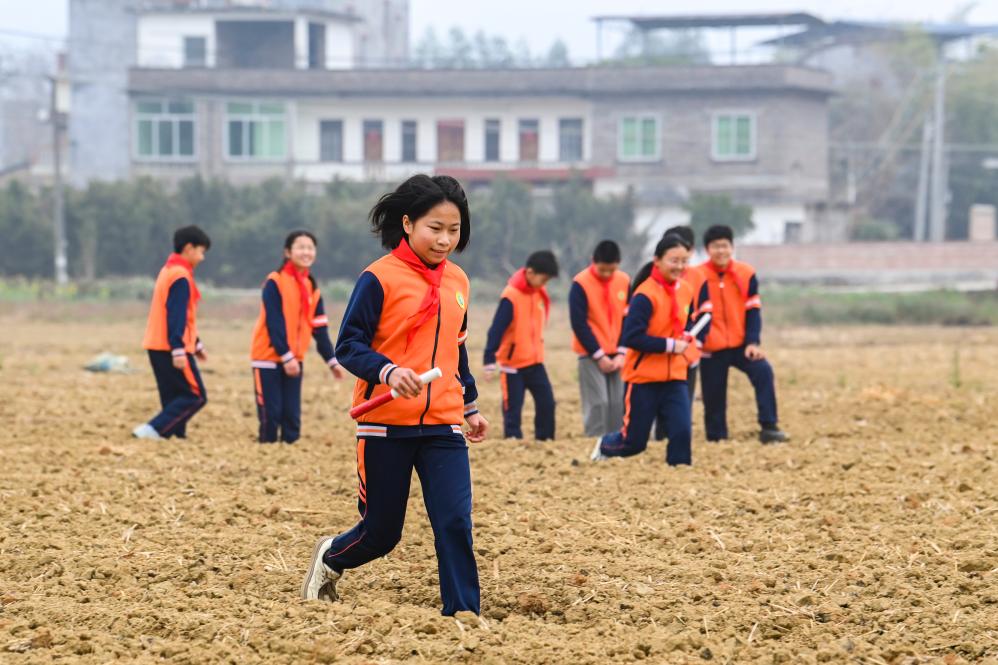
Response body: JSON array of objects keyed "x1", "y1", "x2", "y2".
[{"x1": 516, "y1": 592, "x2": 549, "y2": 615}]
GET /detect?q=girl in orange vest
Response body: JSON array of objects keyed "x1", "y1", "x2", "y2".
[
  {"x1": 591, "y1": 234, "x2": 711, "y2": 465},
  {"x1": 250, "y1": 230, "x2": 344, "y2": 444},
  {"x1": 696, "y1": 225, "x2": 788, "y2": 444},
  {"x1": 300, "y1": 175, "x2": 488, "y2": 617},
  {"x1": 569, "y1": 240, "x2": 630, "y2": 436},
  {"x1": 482, "y1": 250, "x2": 559, "y2": 440},
  {"x1": 134, "y1": 226, "x2": 211, "y2": 441}
]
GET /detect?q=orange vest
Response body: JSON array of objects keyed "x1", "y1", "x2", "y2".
[
  {"x1": 571, "y1": 267, "x2": 630, "y2": 356},
  {"x1": 142, "y1": 265, "x2": 198, "y2": 353},
  {"x1": 496, "y1": 284, "x2": 547, "y2": 369},
  {"x1": 622, "y1": 277, "x2": 694, "y2": 384},
  {"x1": 352, "y1": 254, "x2": 470, "y2": 426},
  {"x1": 250, "y1": 271, "x2": 323, "y2": 363},
  {"x1": 698, "y1": 260, "x2": 758, "y2": 352}
]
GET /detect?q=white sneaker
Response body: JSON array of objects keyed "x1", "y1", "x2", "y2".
[
  {"x1": 300, "y1": 536, "x2": 341, "y2": 602},
  {"x1": 590, "y1": 438, "x2": 608, "y2": 462},
  {"x1": 132, "y1": 424, "x2": 162, "y2": 440}
]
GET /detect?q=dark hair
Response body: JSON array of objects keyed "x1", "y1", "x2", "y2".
[
  {"x1": 173, "y1": 225, "x2": 211, "y2": 253},
  {"x1": 369, "y1": 174, "x2": 471, "y2": 252},
  {"x1": 663, "y1": 225, "x2": 695, "y2": 248},
  {"x1": 592, "y1": 240, "x2": 621, "y2": 264},
  {"x1": 654, "y1": 233, "x2": 691, "y2": 259},
  {"x1": 703, "y1": 225, "x2": 734, "y2": 248},
  {"x1": 281, "y1": 229, "x2": 318, "y2": 288},
  {"x1": 526, "y1": 250, "x2": 559, "y2": 277},
  {"x1": 630, "y1": 261, "x2": 653, "y2": 298}
]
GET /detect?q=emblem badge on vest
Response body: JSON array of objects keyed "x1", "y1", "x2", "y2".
[{"x1": 456, "y1": 292, "x2": 466, "y2": 309}]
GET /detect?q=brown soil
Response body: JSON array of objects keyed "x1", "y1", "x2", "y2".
[{"x1": 1, "y1": 305, "x2": 996, "y2": 664}]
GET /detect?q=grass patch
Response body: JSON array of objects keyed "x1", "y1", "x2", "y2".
[{"x1": 763, "y1": 287, "x2": 998, "y2": 327}]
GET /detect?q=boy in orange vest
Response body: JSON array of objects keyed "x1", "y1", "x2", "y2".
[
  {"x1": 697, "y1": 225, "x2": 788, "y2": 444},
  {"x1": 250, "y1": 230, "x2": 344, "y2": 444},
  {"x1": 570, "y1": 240, "x2": 630, "y2": 436},
  {"x1": 300, "y1": 175, "x2": 488, "y2": 617},
  {"x1": 483, "y1": 250, "x2": 559, "y2": 440},
  {"x1": 591, "y1": 234, "x2": 710, "y2": 465},
  {"x1": 133, "y1": 226, "x2": 211, "y2": 440}
]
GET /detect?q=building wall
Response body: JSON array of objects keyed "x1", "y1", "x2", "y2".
[
  {"x1": 590, "y1": 90, "x2": 828, "y2": 203},
  {"x1": 736, "y1": 241, "x2": 998, "y2": 285},
  {"x1": 631, "y1": 202, "x2": 811, "y2": 249},
  {"x1": 294, "y1": 96, "x2": 593, "y2": 166},
  {"x1": 325, "y1": 21, "x2": 354, "y2": 69},
  {"x1": 137, "y1": 14, "x2": 216, "y2": 68},
  {"x1": 68, "y1": 0, "x2": 138, "y2": 185}
]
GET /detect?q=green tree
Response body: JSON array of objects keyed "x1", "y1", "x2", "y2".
[
  {"x1": 0, "y1": 181, "x2": 50, "y2": 278},
  {"x1": 945, "y1": 45, "x2": 998, "y2": 239},
  {"x1": 683, "y1": 193, "x2": 754, "y2": 242}
]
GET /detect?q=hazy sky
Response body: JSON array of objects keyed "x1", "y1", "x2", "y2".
[{"x1": 2, "y1": 0, "x2": 998, "y2": 61}]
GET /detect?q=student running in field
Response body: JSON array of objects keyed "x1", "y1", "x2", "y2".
[
  {"x1": 569, "y1": 240, "x2": 630, "y2": 437},
  {"x1": 249, "y1": 230, "x2": 344, "y2": 444},
  {"x1": 696, "y1": 225, "x2": 789, "y2": 444},
  {"x1": 591, "y1": 234, "x2": 711, "y2": 465},
  {"x1": 133, "y1": 226, "x2": 211, "y2": 441},
  {"x1": 300, "y1": 175, "x2": 488, "y2": 617},
  {"x1": 482, "y1": 251, "x2": 559, "y2": 441}
]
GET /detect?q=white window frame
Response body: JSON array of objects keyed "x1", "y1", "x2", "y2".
[
  {"x1": 133, "y1": 98, "x2": 197, "y2": 163},
  {"x1": 711, "y1": 110, "x2": 757, "y2": 162},
  {"x1": 617, "y1": 114, "x2": 661, "y2": 163},
  {"x1": 224, "y1": 100, "x2": 288, "y2": 162}
]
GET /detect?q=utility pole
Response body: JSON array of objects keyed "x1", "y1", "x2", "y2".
[
  {"x1": 48, "y1": 73, "x2": 68, "y2": 285},
  {"x1": 928, "y1": 54, "x2": 948, "y2": 243},
  {"x1": 913, "y1": 117, "x2": 932, "y2": 242}
]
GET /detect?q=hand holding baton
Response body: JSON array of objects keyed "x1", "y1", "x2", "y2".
[
  {"x1": 349, "y1": 367, "x2": 443, "y2": 419},
  {"x1": 683, "y1": 312, "x2": 712, "y2": 342}
]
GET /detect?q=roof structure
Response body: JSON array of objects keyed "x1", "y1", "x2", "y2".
[
  {"x1": 136, "y1": 2, "x2": 361, "y2": 23},
  {"x1": 593, "y1": 12, "x2": 998, "y2": 50},
  {"x1": 128, "y1": 64, "x2": 834, "y2": 98}
]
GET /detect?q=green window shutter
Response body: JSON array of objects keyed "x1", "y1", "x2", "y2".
[
  {"x1": 137, "y1": 119, "x2": 154, "y2": 156},
  {"x1": 641, "y1": 117, "x2": 656, "y2": 157},
  {"x1": 266, "y1": 120, "x2": 285, "y2": 158}
]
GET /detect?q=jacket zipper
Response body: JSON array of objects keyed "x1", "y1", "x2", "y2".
[{"x1": 418, "y1": 302, "x2": 442, "y2": 428}]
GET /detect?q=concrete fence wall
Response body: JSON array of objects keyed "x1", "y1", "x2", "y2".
[{"x1": 736, "y1": 241, "x2": 998, "y2": 287}]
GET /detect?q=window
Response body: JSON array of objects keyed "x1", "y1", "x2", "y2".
[
  {"x1": 319, "y1": 120, "x2": 342, "y2": 162},
  {"x1": 135, "y1": 99, "x2": 196, "y2": 161},
  {"x1": 437, "y1": 119, "x2": 464, "y2": 162},
  {"x1": 401, "y1": 120, "x2": 418, "y2": 163},
  {"x1": 484, "y1": 119, "x2": 501, "y2": 162},
  {"x1": 183, "y1": 37, "x2": 206, "y2": 68},
  {"x1": 618, "y1": 115, "x2": 660, "y2": 161},
  {"x1": 363, "y1": 120, "x2": 383, "y2": 162},
  {"x1": 713, "y1": 112, "x2": 756, "y2": 161},
  {"x1": 559, "y1": 118, "x2": 583, "y2": 162},
  {"x1": 225, "y1": 101, "x2": 286, "y2": 160},
  {"x1": 784, "y1": 221, "x2": 803, "y2": 244},
  {"x1": 518, "y1": 119, "x2": 539, "y2": 162},
  {"x1": 308, "y1": 23, "x2": 326, "y2": 69}
]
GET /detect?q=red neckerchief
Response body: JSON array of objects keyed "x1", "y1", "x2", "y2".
[
  {"x1": 391, "y1": 238, "x2": 446, "y2": 350},
  {"x1": 282, "y1": 260, "x2": 313, "y2": 329},
  {"x1": 509, "y1": 267, "x2": 550, "y2": 319},
  {"x1": 707, "y1": 259, "x2": 747, "y2": 296},
  {"x1": 165, "y1": 253, "x2": 201, "y2": 304},
  {"x1": 589, "y1": 264, "x2": 613, "y2": 317},
  {"x1": 649, "y1": 265, "x2": 683, "y2": 337}
]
